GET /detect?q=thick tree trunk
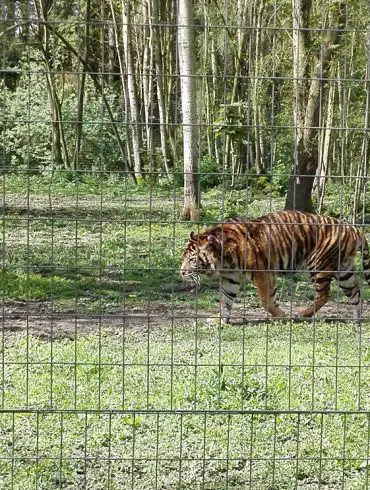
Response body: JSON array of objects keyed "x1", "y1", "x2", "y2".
[
  {"x1": 286, "y1": 0, "x2": 313, "y2": 211},
  {"x1": 178, "y1": 0, "x2": 200, "y2": 221},
  {"x1": 285, "y1": 0, "x2": 345, "y2": 211},
  {"x1": 285, "y1": 150, "x2": 317, "y2": 212}
]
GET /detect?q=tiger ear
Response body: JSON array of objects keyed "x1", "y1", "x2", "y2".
[{"x1": 190, "y1": 231, "x2": 197, "y2": 241}]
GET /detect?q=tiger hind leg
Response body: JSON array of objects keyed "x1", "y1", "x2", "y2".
[
  {"x1": 299, "y1": 272, "x2": 332, "y2": 317},
  {"x1": 253, "y1": 272, "x2": 285, "y2": 318},
  {"x1": 334, "y1": 259, "x2": 362, "y2": 320}
]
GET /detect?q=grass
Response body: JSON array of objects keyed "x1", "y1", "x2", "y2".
[
  {"x1": 0, "y1": 171, "x2": 370, "y2": 489},
  {"x1": 0, "y1": 171, "x2": 290, "y2": 312},
  {"x1": 1, "y1": 321, "x2": 370, "y2": 411},
  {"x1": 1, "y1": 171, "x2": 368, "y2": 311},
  {"x1": 0, "y1": 321, "x2": 369, "y2": 489}
]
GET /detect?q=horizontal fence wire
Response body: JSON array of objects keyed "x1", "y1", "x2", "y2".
[
  {"x1": 0, "y1": 409, "x2": 369, "y2": 489},
  {"x1": 1, "y1": 0, "x2": 370, "y2": 488}
]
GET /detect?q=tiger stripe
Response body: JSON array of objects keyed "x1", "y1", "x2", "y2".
[{"x1": 180, "y1": 210, "x2": 370, "y2": 323}]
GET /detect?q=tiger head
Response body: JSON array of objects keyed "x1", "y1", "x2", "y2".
[{"x1": 180, "y1": 230, "x2": 221, "y2": 284}]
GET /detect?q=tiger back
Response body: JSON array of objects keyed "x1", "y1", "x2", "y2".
[{"x1": 180, "y1": 210, "x2": 370, "y2": 322}]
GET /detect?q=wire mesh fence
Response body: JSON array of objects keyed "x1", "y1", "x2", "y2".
[{"x1": 1, "y1": 0, "x2": 370, "y2": 488}]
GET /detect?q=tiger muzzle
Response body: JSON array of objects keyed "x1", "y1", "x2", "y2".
[{"x1": 180, "y1": 268, "x2": 200, "y2": 285}]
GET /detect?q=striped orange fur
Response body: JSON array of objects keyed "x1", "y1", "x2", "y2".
[{"x1": 180, "y1": 210, "x2": 370, "y2": 322}]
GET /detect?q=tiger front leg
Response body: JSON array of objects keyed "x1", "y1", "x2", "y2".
[
  {"x1": 208, "y1": 274, "x2": 242, "y2": 324},
  {"x1": 219, "y1": 291, "x2": 235, "y2": 324},
  {"x1": 334, "y1": 259, "x2": 362, "y2": 320}
]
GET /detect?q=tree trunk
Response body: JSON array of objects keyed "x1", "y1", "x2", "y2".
[
  {"x1": 252, "y1": 0, "x2": 265, "y2": 174},
  {"x1": 108, "y1": 0, "x2": 134, "y2": 177},
  {"x1": 121, "y1": 1, "x2": 143, "y2": 180},
  {"x1": 286, "y1": 0, "x2": 313, "y2": 211},
  {"x1": 317, "y1": 81, "x2": 335, "y2": 212},
  {"x1": 285, "y1": 0, "x2": 345, "y2": 211},
  {"x1": 142, "y1": 0, "x2": 154, "y2": 177},
  {"x1": 211, "y1": 35, "x2": 219, "y2": 163},
  {"x1": 72, "y1": 0, "x2": 90, "y2": 170},
  {"x1": 178, "y1": 0, "x2": 200, "y2": 221},
  {"x1": 35, "y1": 0, "x2": 69, "y2": 169},
  {"x1": 151, "y1": 0, "x2": 172, "y2": 179},
  {"x1": 352, "y1": 27, "x2": 370, "y2": 221}
]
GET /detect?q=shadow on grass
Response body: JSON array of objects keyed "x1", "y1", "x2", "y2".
[
  {"x1": 0, "y1": 267, "x2": 187, "y2": 305},
  {"x1": 4, "y1": 201, "x2": 177, "y2": 223}
]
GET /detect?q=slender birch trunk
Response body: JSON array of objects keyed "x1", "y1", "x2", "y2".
[
  {"x1": 142, "y1": 0, "x2": 154, "y2": 177},
  {"x1": 352, "y1": 27, "x2": 370, "y2": 221},
  {"x1": 251, "y1": 0, "x2": 265, "y2": 174},
  {"x1": 178, "y1": 0, "x2": 200, "y2": 221},
  {"x1": 317, "y1": 81, "x2": 335, "y2": 212},
  {"x1": 34, "y1": 0, "x2": 70, "y2": 168},
  {"x1": 72, "y1": 0, "x2": 90, "y2": 170},
  {"x1": 151, "y1": 0, "x2": 172, "y2": 179},
  {"x1": 108, "y1": 0, "x2": 133, "y2": 176},
  {"x1": 121, "y1": 1, "x2": 143, "y2": 180}
]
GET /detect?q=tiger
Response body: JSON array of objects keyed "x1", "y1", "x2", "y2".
[{"x1": 180, "y1": 210, "x2": 370, "y2": 323}]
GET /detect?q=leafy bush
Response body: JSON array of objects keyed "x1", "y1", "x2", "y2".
[
  {"x1": 0, "y1": 59, "x2": 126, "y2": 171},
  {"x1": 199, "y1": 156, "x2": 221, "y2": 190},
  {"x1": 1, "y1": 73, "x2": 52, "y2": 169}
]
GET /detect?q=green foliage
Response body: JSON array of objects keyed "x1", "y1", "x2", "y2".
[
  {"x1": 271, "y1": 159, "x2": 291, "y2": 196},
  {"x1": 1, "y1": 59, "x2": 125, "y2": 171},
  {"x1": 1, "y1": 71, "x2": 52, "y2": 168},
  {"x1": 213, "y1": 102, "x2": 248, "y2": 146},
  {"x1": 199, "y1": 156, "x2": 221, "y2": 190},
  {"x1": 0, "y1": 0, "x2": 368, "y2": 211}
]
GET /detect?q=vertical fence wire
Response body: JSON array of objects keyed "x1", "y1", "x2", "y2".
[{"x1": 0, "y1": 1, "x2": 369, "y2": 489}]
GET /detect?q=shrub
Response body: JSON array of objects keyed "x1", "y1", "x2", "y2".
[
  {"x1": 199, "y1": 156, "x2": 221, "y2": 190},
  {"x1": 1, "y1": 60, "x2": 126, "y2": 171}
]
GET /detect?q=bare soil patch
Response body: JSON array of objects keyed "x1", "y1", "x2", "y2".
[{"x1": 1, "y1": 299, "x2": 369, "y2": 340}]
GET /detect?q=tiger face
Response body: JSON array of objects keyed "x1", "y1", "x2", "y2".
[{"x1": 180, "y1": 231, "x2": 220, "y2": 284}]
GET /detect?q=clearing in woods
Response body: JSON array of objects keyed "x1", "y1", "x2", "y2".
[{"x1": 1, "y1": 175, "x2": 370, "y2": 489}]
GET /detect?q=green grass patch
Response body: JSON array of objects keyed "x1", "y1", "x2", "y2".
[
  {"x1": 2, "y1": 321, "x2": 368, "y2": 412},
  {"x1": 0, "y1": 322, "x2": 369, "y2": 489},
  {"x1": 1, "y1": 172, "x2": 369, "y2": 314}
]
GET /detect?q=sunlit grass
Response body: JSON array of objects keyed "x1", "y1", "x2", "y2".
[
  {"x1": 0, "y1": 321, "x2": 369, "y2": 489},
  {"x1": 1, "y1": 172, "x2": 370, "y2": 488}
]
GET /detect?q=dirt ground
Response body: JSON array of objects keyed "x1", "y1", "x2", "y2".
[{"x1": 1, "y1": 299, "x2": 369, "y2": 340}]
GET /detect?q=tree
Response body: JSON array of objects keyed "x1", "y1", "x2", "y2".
[
  {"x1": 285, "y1": 0, "x2": 346, "y2": 211},
  {"x1": 121, "y1": 1, "x2": 143, "y2": 180},
  {"x1": 34, "y1": 0, "x2": 70, "y2": 168},
  {"x1": 72, "y1": 0, "x2": 90, "y2": 170},
  {"x1": 150, "y1": 0, "x2": 173, "y2": 179},
  {"x1": 352, "y1": 26, "x2": 370, "y2": 220},
  {"x1": 178, "y1": 0, "x2": 200, "y2": 220}
]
